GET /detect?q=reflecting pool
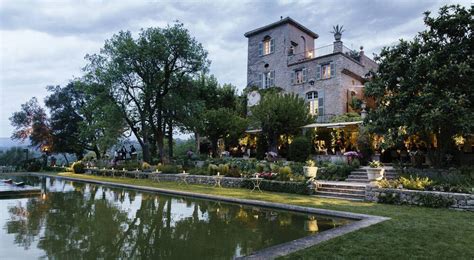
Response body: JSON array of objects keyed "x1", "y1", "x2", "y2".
[{"x1": 0, "y1": 175, "x2": 352, "y2": 259}]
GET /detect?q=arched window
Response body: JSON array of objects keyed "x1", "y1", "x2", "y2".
[
  {"x1": 301, "y1": 36, "x2": 306, "y2": 53},
  {"x1": 306, "y1": 91, "x2": 324, "y2": 116}
]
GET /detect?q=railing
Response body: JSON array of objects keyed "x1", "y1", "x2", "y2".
[{"x1": 287, "y1": 44, "x2": 359, "y2": 65}]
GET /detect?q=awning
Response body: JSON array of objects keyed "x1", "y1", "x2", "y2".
[
  {"x1": 302, "y1": 121, "x2": 363, "y2": 129},
  {"x1": 245, "y1": 129, "x2": 262, "y2": 133}
]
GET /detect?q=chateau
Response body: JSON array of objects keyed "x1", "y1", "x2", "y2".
[{"x1": 245, "y1": 17, "x2": 378, "y2": 123}]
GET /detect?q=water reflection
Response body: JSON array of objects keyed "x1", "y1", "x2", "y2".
[{"x1": 1, "y1": 176, "x2": 351, "y2": 259}]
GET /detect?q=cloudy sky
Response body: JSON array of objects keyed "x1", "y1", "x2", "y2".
[{"x1": 0, "y1": 0, "x2": 470, "y2": 138}]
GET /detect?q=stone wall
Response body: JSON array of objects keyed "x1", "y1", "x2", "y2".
[
  {"x1": 151, "y1": 174, "x2": 244, "y2": 188},
  {"x1": 366, "y1": 186, "x2": 474, "y2": 211}
]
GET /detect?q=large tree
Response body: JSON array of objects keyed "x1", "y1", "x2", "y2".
[
  {"x1": 365, "y1": 5, "x2": 473, "y2": 165},
  {"x1": 199, "y1": 108, "x2": 247, "y2": 157},
  {"x1": 251, "y1": 92, "x2": 313, "y2": 154},
  {"x1": 83, "y1": 23, "x2": 209, "y2": 163},
  {"x1": 10, "y1": 97, "x2": 52, "y2": 150}
]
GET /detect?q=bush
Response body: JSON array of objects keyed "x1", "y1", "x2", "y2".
[
  {"x1": 24, "y1": 159, "x2": 42, "y2": 172},
  {"x1": 241, "y1": 179, "x2": 311, "y2": 195},
  {"x1": 277, "y1": 166, "x2": 293, "y2": 181},
  {"x1": 317, "y1": 162, "x2": 354, "y2": 181},
  {"x1": 158, "y1": 164, "x2": 181, "y2": 173},
  {"x1": 72, "y1": 161, "x2": 86, "y2": 174},
  {"x1": 142, "y1": 162, "x2": 151, "y2": 170},
  {"x1": 227, "y1": 165, "x2": 241, "y2": 177},
  {"x1": 288, "y1": 136, "x2": 311, "y2": 162},
  {"x1": 208, "y1": 164, "x2": 219, "y2": 175},
  {"x1": 398, "y1": 176, "x2": 433, "y2": 190},
  {"x1": 217, "y1": 164, "x2": 229, "y2": 175},
  {"x1": 188, "y1": 167, "x2": 209, "y2": 175}
]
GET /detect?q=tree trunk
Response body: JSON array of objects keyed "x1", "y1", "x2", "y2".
[
  {"x1": 167, "y1": 121, "x2": 173, "y2": 159},
  {"x1": 211, "y1": 138, "x2": 219, "y2": 158},
  {"x1": 62, "y1": 153, "x2": 69, "y2": 166},
  {"x1": 194, "y1": 132, "x2": 201, "y2": 155},
  {"x1": 268, "y1": 133, "x2": 279, "y2": 154},
  {"x1": 93, "y1": 145, "x2": 101, "y2": 160}
]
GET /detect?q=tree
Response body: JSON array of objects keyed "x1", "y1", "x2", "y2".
[
  {"x1": 10, "y1": 97, "x2": 52, "y2": 150},
  {"x1": 251, "y1": 92, "x2": 313, "y2": 154},
  {"x1": 200, "y1": 108, "x2": 247, "y2": 157},
  {"x1": 365, "y1": 5, "x2": 473, "y2": 166},
  {"x1": 83, "y1": 23, "x2": 209, "y2": 163},
  {"x1": 45, "y1": 82, "x2": 125, "y2": 159}
]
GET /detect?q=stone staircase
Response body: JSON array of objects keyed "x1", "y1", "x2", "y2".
[
  {"x1": 314, "y1": 181, "x2": 367, "y2": 201},
  {"x1": 346, "y1": 166, "x2": 399, "y2": 183}
]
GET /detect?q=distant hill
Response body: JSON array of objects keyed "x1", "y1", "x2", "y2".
[{"x1": 0, "y1": 137, "x2": 29, "y2": 151}]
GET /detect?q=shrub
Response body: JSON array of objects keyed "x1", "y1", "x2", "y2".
[
  {"x1": 120, "y1": 161, "x2": 141, "y2": 171},
  {"x1": 25, "y1": 159, "x2": 42, "y2": 172},
  {"x1": 142, "y1": 162, "x2": 151, "y2": 170},
  {"x1": 188, "y1": 167, "x2": 209, "y2": 175},
  {"x1": 158, "y1": 164, "x2": 180, "y2": 173},
  {"x1": 241, "y1": 179, "x2": 311, "y2": 195},
  {"x1": 317, "y1": 162, "x2": 354, "y2": 181},
  {"x1": 227, "y1": 165, "x2": 241, "y2": 177},
  {"x1": 277, "y1": 166, "x2": 293, "y2": 181},
  {"x1": 288, "y1": 136, "x2": 311, "y2": 162},
  {"x1": 351, "y1": 158, "x2": 361, "y2": 168},
  {"x1": 72, "y1": 161, "x2": 86, "y2": 174},
  {"x1": 398, "y1": 176, "x2": 433, "y2": 190},
  {"x1": 208, "y1": 164, "x2": 219, "y2": 175},
  {"x1": 217, "y1": 164, "x2": 230, "y2": 175},
  {"x1": 256, "y1": 163, "x2": 266, "y2": 173}
]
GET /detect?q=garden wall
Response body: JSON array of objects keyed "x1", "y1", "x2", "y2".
[
  {"x1": 151, "y1": 174, "x2": 243, "y2": 188},
  {"x1": 366, "y1": 186, "x2": 474, "y2": 211}
]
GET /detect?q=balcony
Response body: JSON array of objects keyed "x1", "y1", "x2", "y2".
[{"x1": 287, "y1": 44, "x2": 360, "y2": 65}]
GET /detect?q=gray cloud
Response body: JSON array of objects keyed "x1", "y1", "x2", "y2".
[{"x1": 0, "y1": 0, "x2": 470, "y2": 137}]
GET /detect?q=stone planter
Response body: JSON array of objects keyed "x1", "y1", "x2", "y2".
[
  {"x1": 366, "y1": 168, "x2": 384, "y2": 181},
  {"x1": 303, "y1": 166, "x2": 318, "y2": 178}
]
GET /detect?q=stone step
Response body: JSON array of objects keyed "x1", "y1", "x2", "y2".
[
  {"x1": 346, "y1": 178, "x2": 370, "y2": 183},
  {"x1": 317, "y1": 187, "x2": 365, "y2": 195},
  {"x1": 318, "y1": 183, "x2": 366, "y2": 190},
  {"x1": 314, "y1": 191, "x2": 365, "y2": 200},
  {"x1": 312, "y1": 194, "x2": 364, "y2": 202}
]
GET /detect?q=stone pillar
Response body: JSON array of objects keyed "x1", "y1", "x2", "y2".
[{"x1": 333, "y1": 40, "x2": 343, "y2": 53}]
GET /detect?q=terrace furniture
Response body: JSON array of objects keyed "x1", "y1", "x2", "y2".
[
  {"x1": 250, "y1": 177, "x2": 263, "y2": 192},
  {"x1": 154, "y1": 171, "x2": 162, "y2": 182},
  {"x1": 178, "y1": 173, "x2": 189, "y2": 185},
  {"x1": 214, "y1": 174, "x2": 223, "y2": 188}
]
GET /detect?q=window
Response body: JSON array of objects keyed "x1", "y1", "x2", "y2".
[
  {"x1": 307, "y1": 91, "x2": 318, "y2": 115},
  {"x1": 258, "y1": 71, "x2": 275, "y2": 88},
  {"x1": 316, "y1": 62, "x2": 336, "y2": 80},
  {"x1": 258, "y1": 36, "x2": 275, "y2": 56},
  {"x1": 291, "y1": 68, "x2": 307, "y2": 84},
  {"x1": 306, "y1": 91, "x2": 324, "y2": 116}
]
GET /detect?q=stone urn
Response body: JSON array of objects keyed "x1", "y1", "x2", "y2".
[
  {"x1": 303, "y1": 166, "x2": 318, "y2": 178},
  {"x1": 366, "y1": 168, "x2": 384, "y2": 181}
]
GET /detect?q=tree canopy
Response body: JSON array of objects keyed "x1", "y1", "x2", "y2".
[
  {"x1": 251, "y1": 92, "x2": 313, "y2": 153},
  {"x1": 365, "y1": 5, "x2": 473, "y2": 165}
]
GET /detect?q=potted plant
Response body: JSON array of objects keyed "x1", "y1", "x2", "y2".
[
  {"x1": 303, "y1": 159, "x2": 318, "y2": 178},
  {"x1": 331, "y1": 25, "x2": 344, "y2": 41},
  {"x1": 367, "y1": 160, "x2": 384, "y2": 181}
]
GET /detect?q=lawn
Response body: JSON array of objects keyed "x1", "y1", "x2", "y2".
[{"x1": 45, "y1": 172, "x2": 474, "y2": 259}]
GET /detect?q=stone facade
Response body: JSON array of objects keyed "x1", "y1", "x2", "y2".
[
  {"x1": 365, "y1": 186, "x2": 474, "y2": 211},
  {"x1": 245, "y1": 17, "x2": 378, "y2": 121}
]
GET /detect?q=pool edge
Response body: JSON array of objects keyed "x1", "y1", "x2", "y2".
[{"x1": 24, "y1": 172, "x2": 390, "y2": 259}]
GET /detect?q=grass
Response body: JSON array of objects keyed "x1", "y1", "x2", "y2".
[{"x1": 42, "y1": 172, "x2": 474, "y2": 259}]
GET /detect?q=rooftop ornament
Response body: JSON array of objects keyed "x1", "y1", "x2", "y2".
[{"x1": 331, "y1": 24, "x2": 344, "y2": 41}]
